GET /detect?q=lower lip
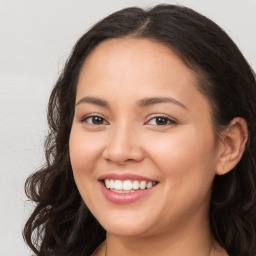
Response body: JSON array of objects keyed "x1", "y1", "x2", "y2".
[{"x1": 100, "y1": 182, "x2": 156, "y2": 204}]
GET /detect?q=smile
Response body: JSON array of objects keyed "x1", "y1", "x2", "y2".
[{"x1": 104, "y1": 179, "x2": 158, "y2": 193}]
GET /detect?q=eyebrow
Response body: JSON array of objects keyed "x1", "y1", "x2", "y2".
[
  {"x1": 76, "y1": 96, "x2": 187, "y2": 110},
  {"x1": 76, "y1": 97, "x2": 109, "y2": 108},
  {"x1": 137, "y1": 97, "x2": 188, "y2": 110}
]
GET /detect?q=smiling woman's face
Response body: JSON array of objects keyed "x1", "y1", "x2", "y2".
[{"x1": 69, "y1": 38, "x2": 221, "y2": 237}]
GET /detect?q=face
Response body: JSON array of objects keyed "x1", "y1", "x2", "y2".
[{"x1": 69, "y1": 38, "x2": 221, "y2": 237}]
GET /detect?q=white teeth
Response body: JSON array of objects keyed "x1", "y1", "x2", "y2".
[
  {"x1": 139, "y1": 181, "x2": 146, "y2": 189},
  {"x1": 105, "y1": 179, "x2": 111, "y2": 189},
  {"x1": 123, "y1": 180, "x2": 133, "y2": 191},
  {"x1": 132, "y1": 180, "x2": 140, "y2": 190},
  {"x1": 110, "y1": 179, "x2": 115, "y2": 189},
  {"x1": 111, "y1": 189, "x2": 134, "y2": 193},
  {"x1": 114, "y1": 180, "x2": 123, "y2": 190},
  {"x1": 146, "y1": 181, "x2": 153, "y2": 189},
  {"x1": 104, "y1": 179, "x2": 157, "y2": 191}
]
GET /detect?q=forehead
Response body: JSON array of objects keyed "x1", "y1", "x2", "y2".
[
  {"x1": 81, "y1": 37, "x2": 190, "y2": 73},
  {"x1": 76, "y1": 38, "x2": 210, "y2": 116},
  {"x1": 78, "y1": 38, "x2": 198, "y2": 92}
]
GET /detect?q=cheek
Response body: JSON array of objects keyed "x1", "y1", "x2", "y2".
[
  {"x1": 145, "y1": 127, "x2": 217, "y2": 187},
  {"x1": 146, "y1": 129, "x2": 217, "y2": 219},
  {"x1": 69, "y1": 126, "x2": 104, "y2": 204},
  {"x1": 69, "y1": 127, "x2": 102, "y2": 174},
  {"x1": 69, "y1": 127, "x2": 103, "y2": 209}
]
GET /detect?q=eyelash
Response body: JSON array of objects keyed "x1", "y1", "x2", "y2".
[
  {"x1": 145, "y1": 115, "x2": 177, "y2": 126},
  {"x1": 80, "y1": 115, "x2": 108, "y2": 126},
  {"x1": 80, "y1": 114, "x2": 176, "y2": 127}
]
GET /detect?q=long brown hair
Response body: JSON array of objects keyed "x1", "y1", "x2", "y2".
[{"x1": 24, "y1": 4, "x2": 256, "y2": 256}]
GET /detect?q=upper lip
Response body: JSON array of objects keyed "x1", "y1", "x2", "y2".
[{"x1": 98, "y1": 173, "x2": 158, "y2": 182}]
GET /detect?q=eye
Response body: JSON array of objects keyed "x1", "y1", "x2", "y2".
[
  {"x1": 146, "y1": 116, "x2": 176, "y2": 126},
  {"x1": 81, "y1": 115, "x2": 108, "y2": 125}
]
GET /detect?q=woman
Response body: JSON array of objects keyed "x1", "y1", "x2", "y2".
[{"x1": 23, "y1": 4, "x2": 256, "y2": 256}]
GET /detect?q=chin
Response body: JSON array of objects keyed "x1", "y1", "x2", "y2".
[
  {"x1": 98, "y1": 215, "x2": 154, "y2": 237},
  {"x1": 105, "y1": 225, "x2": 148, "y2": 237}
]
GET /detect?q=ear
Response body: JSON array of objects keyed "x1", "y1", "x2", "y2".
[{"x1": 216, "y1": 117, "x2": 248, "y2": 175}]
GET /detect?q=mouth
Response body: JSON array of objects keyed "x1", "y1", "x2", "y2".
[{"x1": 102, "y1": 179, "x2": 158, "y2": 193}]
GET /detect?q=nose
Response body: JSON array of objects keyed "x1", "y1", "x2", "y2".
[{"x1": 102, "y1": 124, "x2": 145, "y2": 165}]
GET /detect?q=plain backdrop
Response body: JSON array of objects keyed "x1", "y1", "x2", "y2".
[{"x1": 0, "y1": 0, "x2": 255, "y2": 255}]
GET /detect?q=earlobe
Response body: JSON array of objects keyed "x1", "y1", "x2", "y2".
[{"x1": 216, "y1": 117, "x2": 248, "y2": 175}]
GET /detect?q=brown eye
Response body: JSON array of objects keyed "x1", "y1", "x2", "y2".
[
  {"x1": 82, "y1": 116, "x2": 107, "y2": 125},
  {"x1": 155, "y1": 117, "x2": 169, "y2": 125},
  {"x1": 146, "y1": 116, "x2": 176, "y2": 126}
]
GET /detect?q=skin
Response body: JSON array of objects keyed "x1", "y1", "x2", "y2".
[{"x1": 69, "y1": 38, "x2": 247, "y2": 256}]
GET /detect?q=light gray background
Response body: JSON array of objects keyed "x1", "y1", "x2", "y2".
[{"x1": 0, "y1": 0, "x2": 255, "y2": 255}]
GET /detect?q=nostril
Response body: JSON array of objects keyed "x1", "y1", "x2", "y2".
[
  {"x1": 102, "y1": 133, "x2": 145, "y2": 164},
  {"x1": 103, "y1": 148, "x2": 145, "y2": 164}
]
